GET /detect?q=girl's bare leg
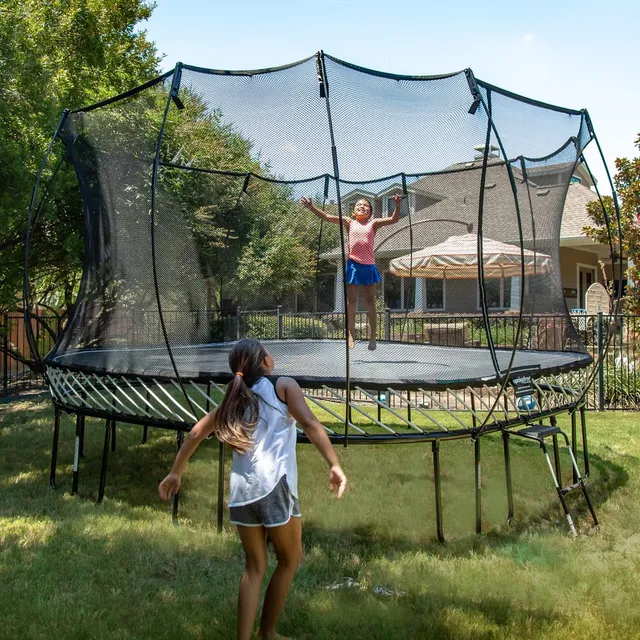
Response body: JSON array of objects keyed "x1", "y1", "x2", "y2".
[
  {"x1": 237, "y1": 525, "x2": 268, "y2": 640},
  {"x1": 258, "y1": 517, "x2": 303, "y2": 639},
  {"x1": 363, "y1": 284, "x2": 377, "y2": 350},
  {"x1": 346, "y1": 284, "x2": 358, "y2": 348}
]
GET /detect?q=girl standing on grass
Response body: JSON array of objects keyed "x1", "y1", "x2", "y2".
[
  {"x1": 301, "y1": 193, "x2": 403, "y2": 350},
  {"x1": 159, "y1": 338, "x2": 347, "y2": 640}
]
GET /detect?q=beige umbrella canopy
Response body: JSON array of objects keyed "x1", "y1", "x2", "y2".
[{"x1": 389, "y1": 234, "x2": 551, "y2": 279}]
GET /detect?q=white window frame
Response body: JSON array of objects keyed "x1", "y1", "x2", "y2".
[{"x1": 477, "y1": 276, "x2": 511, "y2": 311}]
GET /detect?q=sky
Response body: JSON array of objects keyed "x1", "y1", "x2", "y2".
[{"x1": 141, "y1": 0, "x2": 639, "y2": 189}]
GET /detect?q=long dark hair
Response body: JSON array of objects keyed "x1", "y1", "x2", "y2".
[{"x1": 212, "y1": 339, "x2": 268, "y2": 454}]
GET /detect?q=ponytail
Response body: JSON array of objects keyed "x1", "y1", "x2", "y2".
[{"x1": 212, "y1": 339, "x2": 267, "y2": 454}]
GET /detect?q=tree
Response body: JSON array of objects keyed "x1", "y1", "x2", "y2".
[
  {"x1": 0, "y1": 0, "x2": 160, "y2": 373},
  {"x1": 584, "y1": 133, "x2": 640, "y2": 313},
  {"x1": 0, "y1": 0, "x2": 160, "y2": 313}
]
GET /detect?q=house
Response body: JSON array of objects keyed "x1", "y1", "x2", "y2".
[{"x1": 321, "y1": 151, "x2": 614, "y2": 315}]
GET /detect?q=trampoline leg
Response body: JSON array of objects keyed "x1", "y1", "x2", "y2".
[
  {"x1": 502, "y1": 431, "x2": 514, "y2": 525},
  {"x1": 571, "y1": 412, "x2": 578, "y2": 483},
  {"x1": 432, "y1": 440, "x2": 444, "y2": 543},
  {"x1": 98, "y1": 419, "x2": 112, "y2": 503},
  {"x1": 71, "y1": 414, "x2": 84, "y2": 495},
  {"x1": 552, "y1": 433, "x2": 562, "y2": 488},
  {"x1": 111, "y1": 420, "x2": 116, "y2": 452},
  {"x1": 50, "y1": 407, "x2": 61, "y2": 489},
  {"x1": 475, "y1": 437, "x2": 482, "y2": 534},
  {"x1": 217, "y1": 440, "x2": 225, "y2": 533},
  {"x1": 141, "y1": 425, "x2": 148, "y2": 444},
  {"x1": 172, "y1": 431, "x2": 184, "y2": 527},
  {"x1": 78, "y1": 413, "x2": 85, "y2": 458},
  {"x1": 580, "y1": 407, "x2": 590, "y2": 478}
]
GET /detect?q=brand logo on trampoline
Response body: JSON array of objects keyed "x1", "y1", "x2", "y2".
[{"x1": 512, "y1": 376, "x2": 532, "y2": 385}]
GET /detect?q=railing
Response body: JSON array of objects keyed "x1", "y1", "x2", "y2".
[{"x1": 3, "y1": 310, "x2": 640, "y2": 410}]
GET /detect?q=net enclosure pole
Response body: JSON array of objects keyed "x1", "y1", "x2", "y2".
[
  {"x1": 23, "y1": 108, "x2": 69, "y2": 382},
  {"x1": 317, "y1": 51, "x2": 351, "y2": 445},
  {"x1": 148, "y1": 62, "x2": 198, "y2": 424}
]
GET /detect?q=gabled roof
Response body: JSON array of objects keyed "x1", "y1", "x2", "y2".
[{"x1": 322, "y1": 162, "x2": 599, "y2": 259}]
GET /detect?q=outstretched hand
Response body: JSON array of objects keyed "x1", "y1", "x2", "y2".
[
  {"x1": 392, "y1": 193, "x2": 403, "y2": 206},
  {"x1": 329, "y1": 465, "x2": 347, "y2": 499},
  {"x1": 300, "y1": 196, "x2": 314, "y2": 211},
  {"x1": 158, "y1": 472, "x2": 181, "y2": 501}
]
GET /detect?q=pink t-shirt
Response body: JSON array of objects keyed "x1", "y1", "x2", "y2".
[{"x1": 348, "y1": 218, "x2": 376, "y2": 265}]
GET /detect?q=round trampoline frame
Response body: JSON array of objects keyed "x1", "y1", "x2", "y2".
[{"x1": 44, "y1": 338, "x2": 595, "y2": 540}]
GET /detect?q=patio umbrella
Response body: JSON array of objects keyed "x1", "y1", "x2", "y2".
[{"x1": 389, "y1": 234, "x2": 551, "y2": 279}]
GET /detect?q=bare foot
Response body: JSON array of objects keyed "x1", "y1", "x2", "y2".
[
  {"x1": 368, "y1": 338, "x2": 377, "y2": 351},
  {"x1": 256, "y1": 633, "x2": 295, "y2": 640},
  {"x1": 348, "y1": 334, "x2": 355, "y2": 348}
]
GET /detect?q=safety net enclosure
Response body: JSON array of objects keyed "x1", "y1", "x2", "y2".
[
  {"x1": 27, "y1": 52, "x2": 621, "y2": 538},
  {"x1": 27, "y1": 52, "x2": 621, "y2": 442}
]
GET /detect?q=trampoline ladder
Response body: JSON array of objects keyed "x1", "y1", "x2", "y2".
[{"x1": 511, "y1": 424, "x2": 598, "y2": 536}]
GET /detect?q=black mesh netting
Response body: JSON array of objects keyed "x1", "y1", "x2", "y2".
[{"x1": 42, "y1": 53, "x2": 602, "y2": 389}]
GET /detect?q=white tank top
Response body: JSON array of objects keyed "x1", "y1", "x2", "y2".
[{"x1": 228, "y1": 377, "x2": 299, "y2": 507}]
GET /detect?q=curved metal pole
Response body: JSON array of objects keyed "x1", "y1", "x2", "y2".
[
  {"x1": 317, "y1": 51, "x2": 351, "y2": 446},
  {"x1": 149, "y1": 63, "x2": 198, "y2": 424},
  {"x1": 23, "y1": 109, "x2": 69, "y2": 378}
]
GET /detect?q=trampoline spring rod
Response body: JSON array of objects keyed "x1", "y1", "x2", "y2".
[
  {"x1": 386, "y1": 388, "x2": 435, "y2": 431},
  {"x1": 354, "y1": 387, "x2": 420, "y2": 432},
  {"x1": 302, "y1": 393, "x2": 353, "y2": 435}
]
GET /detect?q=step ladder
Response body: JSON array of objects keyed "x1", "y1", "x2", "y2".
[{"x1": 511, "y1": 423, "x2": 599, "y2": 536}]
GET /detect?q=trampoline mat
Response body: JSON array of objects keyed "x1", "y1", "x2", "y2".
[{"x1": 46, "y1": 340, "x2": 592, "y2": 390}]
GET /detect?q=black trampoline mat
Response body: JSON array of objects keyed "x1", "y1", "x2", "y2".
[{"x1": 47, "y1": 340, "x2": 592, "y2": 390}]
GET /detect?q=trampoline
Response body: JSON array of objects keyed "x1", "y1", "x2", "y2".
[
  {"x1": 47, "y1": 340, "x2": 592, "y2": 389},
  {"x1": 26, "y1": 52, "x2": 621, "y2": 539}
]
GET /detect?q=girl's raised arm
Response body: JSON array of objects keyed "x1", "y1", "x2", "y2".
[
  {"x1": 300, "y1": 197, "x2": 349, "y2": 228},
  {"x1": 374, "y1": 193, "x2": 403, "y2": 228}
]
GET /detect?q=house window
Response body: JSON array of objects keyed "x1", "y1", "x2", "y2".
[
  {"x1": 384, "y1": 274, "x2": 415, "y2": 310},
  {"x1": 425, "y1": 279, "x2": 444, "y2": 309},
  {"x1": 478, "y1": 277, "x2": 511, "y2": 309},
  {"x1": 570, "y1": 175, "x2": 582, "y2": 184},
  {"x1": 386, "y1": 194, "x2": 408, "y2": 216}
]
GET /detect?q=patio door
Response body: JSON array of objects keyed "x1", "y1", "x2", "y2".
[{"x1": 577, "y1": 264, "x2": 597, "y2": 308}]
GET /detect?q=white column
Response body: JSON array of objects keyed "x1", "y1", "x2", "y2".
[
  {"x1": 415, "y1": 278, "x2": 427, "y2": 311},
  {"x1": 510, "y1": 276, "x2": 521, "y2": 310},
  {"x1": 335, "y1": 263, "x2": 344, "y2": 312}
]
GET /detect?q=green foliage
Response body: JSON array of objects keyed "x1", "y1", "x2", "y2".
[
  {"x1": 584, "y1": 133, "x2": 640, "y2": 312},
  {"x1": 1, "y1": 401, "x2": 639, "y2": 638},
  {"x1": 236, "y1": 233, "x2": 316, "y2": 304},
  {"x1": 0, "y1": 0, "x2": 160, "y2": 313}
]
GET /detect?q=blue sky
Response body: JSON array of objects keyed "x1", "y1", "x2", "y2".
[{"x1": 142, "y1": 0, "x2": 638, "y2": 187}]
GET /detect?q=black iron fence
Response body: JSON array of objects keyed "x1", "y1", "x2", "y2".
[{"x1": 3, "y1": 310, "x2": 640, "y2": 410}]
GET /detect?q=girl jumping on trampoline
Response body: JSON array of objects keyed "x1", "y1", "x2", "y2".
[
  {"x1": 301, "y1": 193, "x2": 403, "y2": 350},
  {"x1": 159, "y1": 338, "x2": 347, "y2": 640}
]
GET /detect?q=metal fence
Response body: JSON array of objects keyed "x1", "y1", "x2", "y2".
[{"x1": 3, "y1": 311, "x2": 640, "y2": 410}]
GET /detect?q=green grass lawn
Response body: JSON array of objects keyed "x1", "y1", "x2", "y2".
[{"x1": 1, "y1": 396, "x2": 640, "y2": 639}]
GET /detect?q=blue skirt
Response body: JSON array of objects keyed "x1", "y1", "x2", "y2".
[{"x1": 346, "y1": 258, "x2": 381, "y2": 286}]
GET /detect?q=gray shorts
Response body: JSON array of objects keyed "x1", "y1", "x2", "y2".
[{"x1": 229, "y1": 475, "x2": 301, "y2": 528}]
